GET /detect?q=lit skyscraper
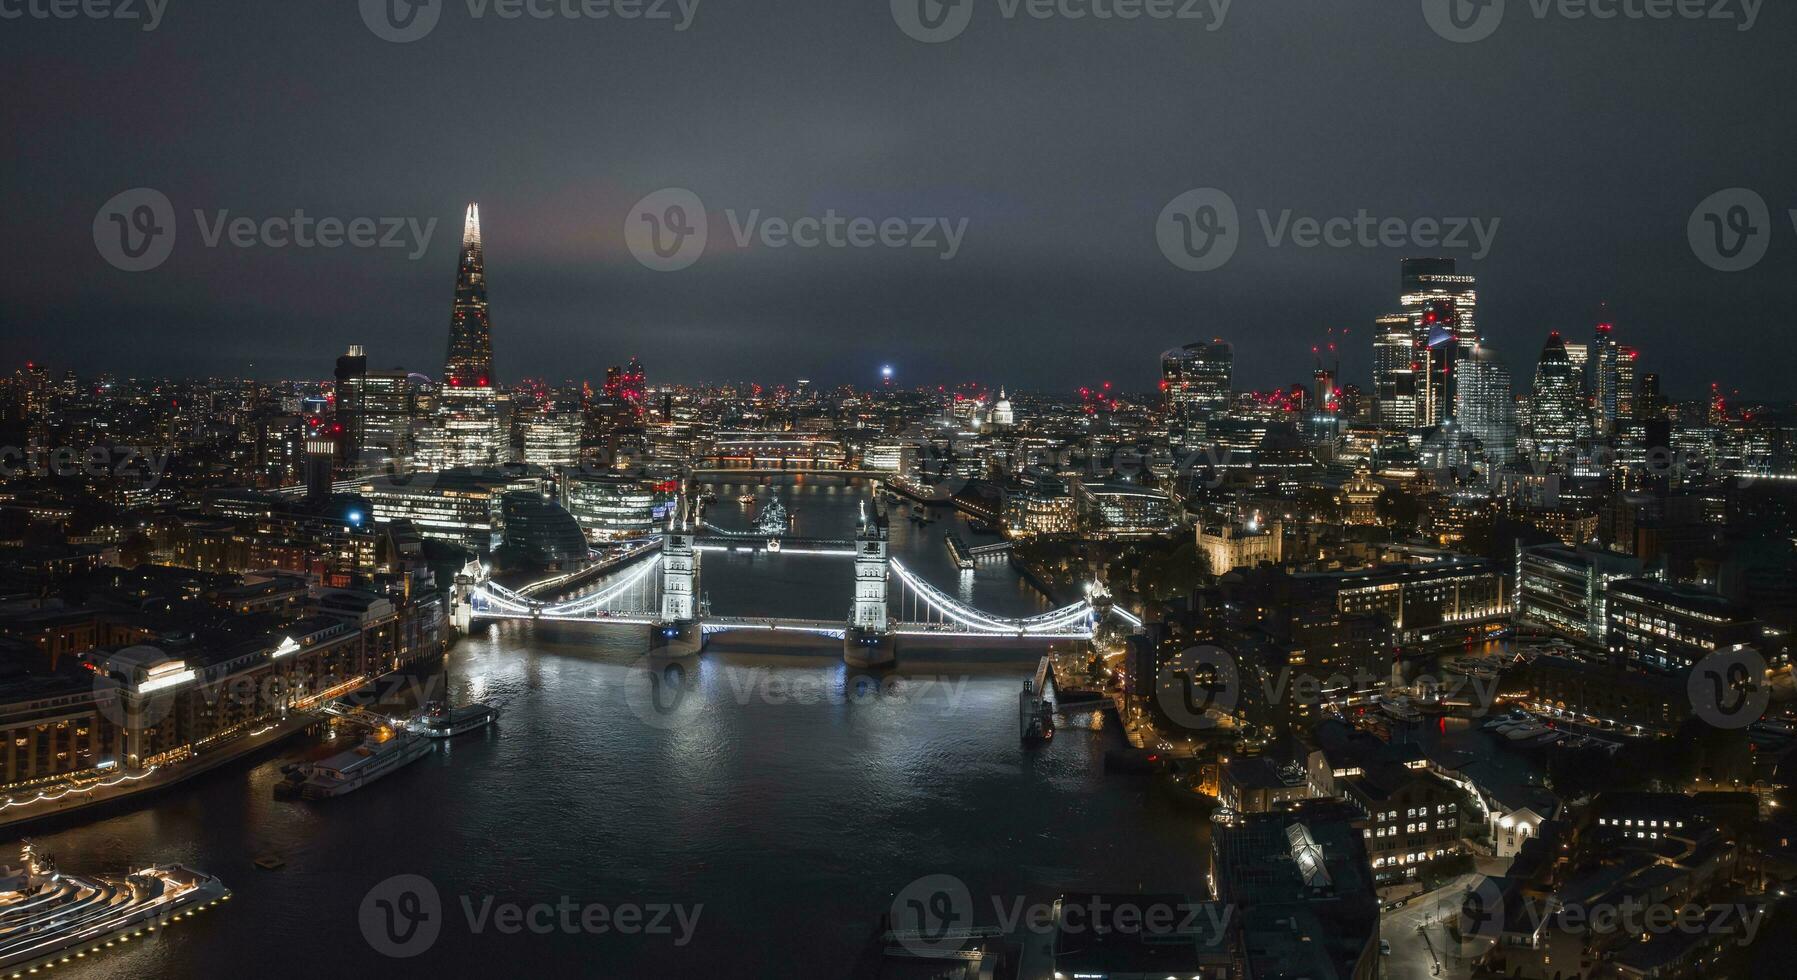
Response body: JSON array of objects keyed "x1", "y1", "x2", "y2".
[
  {"x1": 420, "y1": 203, "x2": 502, "y2": 468},
  {"x1": 445, "y1": 204, "x2": 494, "y2": 387},
  {"x1": 1160, "y1": 340, "x2": 1232, "y2": 446},
  {"x1": 1616, "y1": 346, "x2": 1638, "y2": 422},
  {"x1": 1372, "y1": 312, "x2": 1416, "y2": 428},
  {"x1": 1529, "y1": 331, "x2": 1585, "y2": 457},
  {"x1": 333, "y1": 345, "x2": 369, "y2": 474},
  {"x1": 1399, "y1": 258, "x2": 1478, "y2": 426},
  {"x1": 523, "y1": 411, "x2": 583, "y2": 469},
  {"x1": 1455, "y1": 343, "x2": 1515, "y2": 468},
  {"x1": 1590, "y1": 312, "x2": 1628, "y2": 435}
]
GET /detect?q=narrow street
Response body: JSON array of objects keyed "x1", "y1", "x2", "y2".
[{"x1": 1380, "y1": 873, "x2": 1486, "y2": 980}]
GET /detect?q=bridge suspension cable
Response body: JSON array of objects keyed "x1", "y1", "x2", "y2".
[
  {"x1": 539, "y1": 553, "x2": 664, "y2": 616},
  {"x1": 886, "y1": 559, "x2": 1094, "y2": 635}
]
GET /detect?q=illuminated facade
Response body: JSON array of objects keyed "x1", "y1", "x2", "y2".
[
  {"x1": 444, "y1": 203, "x2": 494, "y2": 388},
  {"x1": 1075, "y1": 480, "x2": 1174, "y2": 538},
  {"x1": 559, "y1": 470, "x2": 676, "y2": 542},
  {"x1": 1454, "y1": 343, "x2": 1515, "y2": 468},
  {"x1": 422, "y1": 204, "x2": 503, "y2": 469},
  {"x1": 1003, "y1": 471, "x2": 1076, "y2": 538},
  {"x1": 1515, "y1": 544, "x2": 1644, "y2": 644},
  {"x1": 522, "y1": 412, "x2": 582, "y2": 469},
  {"x1": 1338, "y1": 467, "x2": 1383, "y2": 525},
  {"x1": 357, "y1": 468, "x2": 540, "y2": 551},
  {"x1": 1196, "y1": 516, "x2": 1283, "y2": 573},
  {"x1": 1161, "y1": 341, "x2": 1232, "y2": 446},
  {"x1": 1605, "y1": 579, "x2": 1760, "y2": 673},
  {"x1": 1314, "y1": 557, "x2": 1508, "y2": 649},
  {"x1": 1399, "y1": 258, "x2": 1477, "y2": 427},
  {"x1": 1372, "y1": 313, "x2": 1416, "y2": 429},
  {"x1": 1529, "y1": 331, "x2": 1584, "y2": 456}
]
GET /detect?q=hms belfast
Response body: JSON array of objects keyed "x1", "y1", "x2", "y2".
[{"x1": 0, "y1": 843, "x2": 228, "y2": 974}]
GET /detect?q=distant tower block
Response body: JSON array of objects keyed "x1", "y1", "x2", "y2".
[
  {"x1": 650, "y1": 525, "x2": 704, "y2": 657},
  {"x1": 844, "y1": 505, "x2": 896, "y2": 668}
]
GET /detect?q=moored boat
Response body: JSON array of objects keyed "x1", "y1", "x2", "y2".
[
  {"x1": 409, "y1": 701, "x2": 501, "y2": 739},
  {"x1": 278, "y1": 729, "x2": 433, "y2": 800},
  {"x1": 0, "y1": 842, "x2": 229, "y2": 974}
]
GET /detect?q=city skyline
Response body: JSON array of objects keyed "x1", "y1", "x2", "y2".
[
  {"x1": 6, "y1": 6, "x2": 1795, "y2": 396},
  {"x1": 14, "y1": 207, "x2": 1784, "y2": 407}
]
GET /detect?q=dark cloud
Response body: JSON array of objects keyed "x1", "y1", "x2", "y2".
[{"x1": 2, "y1": 1, "x2": 1793, "y2": 397}]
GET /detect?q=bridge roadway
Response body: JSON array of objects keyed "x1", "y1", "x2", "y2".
[
  {"x1": 692, "y1": 533, "x2": 857, "y2": 555},
  {"x1": 691, "y1": 467, "x2": 887, "y2": 477},
  {"x1": 474, "y1": 609, "x2": 1091, "y2": 641}
]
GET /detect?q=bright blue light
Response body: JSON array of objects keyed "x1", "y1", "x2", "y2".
[
  {"x1": 881, "y1": 365, "x2": 894, "y2": 379},
  {"x1": 347, "y1": 510, "x2": 364, "y2": 525}
]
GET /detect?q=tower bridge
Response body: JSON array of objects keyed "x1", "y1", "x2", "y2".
[{"x1": 462, "y1": 501, "x2": 1129, "y2": 667}]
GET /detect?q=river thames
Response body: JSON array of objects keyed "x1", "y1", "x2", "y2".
[{"x1": 27, "y1": 477, "x2": 1215, "y2": 978}]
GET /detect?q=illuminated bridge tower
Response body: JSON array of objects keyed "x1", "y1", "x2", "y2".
[
  {"x1": 650, "y1": 494, "x2": 705, "y2": 657},
  {"x1": 844, "y1": 504, "x2": 896, "y2": 668}
]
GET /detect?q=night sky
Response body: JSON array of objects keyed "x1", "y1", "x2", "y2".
[{"x1": 3, "y1": 0, "x2": 1793, "y2": 398}]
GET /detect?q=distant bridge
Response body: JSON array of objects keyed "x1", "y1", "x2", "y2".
[{"x1": 457, "y1": 493, "x2": 1136, "y2": 665}]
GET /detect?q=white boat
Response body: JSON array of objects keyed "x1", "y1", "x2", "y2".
[
  {"x1": 409, "y1": 701, "x2": 501, "y2": 739},
  {"x1": 283, "y1": 730, "x2": 433, "y2": 799},
  {"x1": 0, "y1": 843, "x2": 229, "y2": 973},
  {"x1": 1482, "y1": 712, "x2": 1529, "y2": 732},
  {"x1": 1381, "y1": 696, "x2": 1423, "y2": 723},
  {"x1": 1504, "y1": 723, "x2": 1550, "y2": 742}
]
